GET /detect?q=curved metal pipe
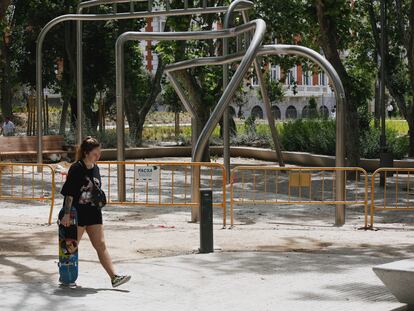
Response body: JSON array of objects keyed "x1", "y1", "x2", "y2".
[
  {"x1": 78, "y1": 0, "x2": 144, "y2": 10},
  {"x1": 114, "y1": 20, "x2": 265, "y2": 200},
  {"x1": 192, "y1": 20, "x2": 266, "y2": 163},
  {"x1": 116, "y1": 22, "x2": 259, "y2": 42},
  {"x1": 165, "y1": 43, "x2": 346, "y2": 225},
  {"x1": 164, "y1": 44, "x2": 345, "y2": 167},
  {"x1": 36, "y1": 4, "x2": 252, "y2": 163},
  {"x1": 222, "y1": 0, "x2": 284, "y2": 181},
  {"x1": 222, "y1": 0, "x2": 254, "y2": 182},
  {"x1": 77, "y1": 0, "x2": 252, "y2": 11}
]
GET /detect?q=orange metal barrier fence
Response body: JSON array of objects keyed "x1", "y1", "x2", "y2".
[
  {"x1": 370, "y1": 168, "x2": 414, "y2": 228},
  {"x1": 97, "y1": 161, "x2": 227, "y2": 226},
  {"x1": 8, "y1": 162, "x2": 414, "y2": 229},
  {"x1": 230, "y1": 166, "x2": 369, "y2": 227},
  {"x1": 0, "y1": 163, "x2": 55, "y2": 224}
]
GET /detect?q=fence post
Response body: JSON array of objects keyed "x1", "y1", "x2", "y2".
[{"x1": 199, "y1": 189, "x2": 213, "y2": 253}]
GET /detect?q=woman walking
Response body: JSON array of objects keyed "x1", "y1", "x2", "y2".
[{"x1": 60, "y1": 136, "x2": 131, "y2": 288}]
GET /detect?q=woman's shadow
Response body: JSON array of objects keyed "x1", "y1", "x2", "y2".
[{"x1": 53, "y1": 285, "x2": 130, "y2": 297}]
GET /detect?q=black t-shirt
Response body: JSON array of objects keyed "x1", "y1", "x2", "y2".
[{"x1": 61, "y1": 160, "x2": 102, "y2": 207}]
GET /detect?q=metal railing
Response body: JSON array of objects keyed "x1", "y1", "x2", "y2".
[
  {"x1": 230, "y1": 166, "x2": 368, "y2": 227},
  {"x1": 97, "y1": 161, "x2": 227, "y2": 226},
  {"x1": 0, "y1": 163, "x2": 55, "y2": 225},
  {"x1": 370, "y1": 168, "x2": 414, "y2": 228}
]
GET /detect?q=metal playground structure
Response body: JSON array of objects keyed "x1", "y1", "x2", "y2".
[{"x1": 35, "y1": 0, "x2": 347, "y2": 224}]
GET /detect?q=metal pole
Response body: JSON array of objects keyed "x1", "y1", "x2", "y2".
[
  {"x1": 191, "y1": 118, "x2": 201, "y2": 222},
  {"x1": 115, "y1": 36, "x2": 126, "y2": 201},
  {"x1": 222, "y1": 11, "x2": 231, "y2": 183},
  {"x1": 379, "y1": 0, "x2": 392, "y2": 187},
  {"x1": 221, "y1": 0, "x2": 256, "y2": 182},
  {"x1": 380, "y1": 0, "x2": 387, "y2": 152},
  {"x1": 36, "y1": 34, "x2": 44, "y2": 165},
  {"x1": 223, "y1": 108, "x2": 230, "y2": 182},
  {"x1": 76, "y1": 18, "x2": 83, "y2": 145}
]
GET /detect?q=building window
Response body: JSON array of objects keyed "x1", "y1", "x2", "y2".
[
  {"x1": 159, "y1": 20, "x2": 166, "y2": 32},
  {"x1": 270, "y1": 65, "x2": 280, "y2": 81},
  {"x1": 319, "y1": 72, "x2": 327, "y2": 86},
  {"x1": 302, "y1": 106, "x2": 310, "y2": 118},
  {"x1": 251, "y1": 106, "x2": 264, "y2": 119},
  {"x1": 285, "y1": 106, "x2": 298, "y2": 119},
  {"x1": 272, "y1": 105, "x2": 281, "y2": 120},
  {"x1": 303, "y1": 71, "x2": 312, "y2": 86},
  {"x1": 320, "y1": 105, "x2": 329, "y2": 118},
  {"x1": 252, "y1": 75, "x2": 259, "y2": 86},
  {"x1": 286, "y1": 66, "x2": 297, "y2": 85}
]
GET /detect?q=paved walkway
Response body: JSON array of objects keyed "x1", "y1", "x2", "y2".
[{"x1": 0, "y1": 252, "x2": 407, "y2": 311}]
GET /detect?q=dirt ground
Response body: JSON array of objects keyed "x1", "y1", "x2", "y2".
[{"x1": 1, "y1": 157, "x2": 413, "y2": 285}]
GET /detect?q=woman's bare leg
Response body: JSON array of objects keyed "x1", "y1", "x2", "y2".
[
  {"x1": 77, "y1": 226, "x2": 86, "y2": 244},
  {"x1": 86, "y1": 224, "x2": 116, "y2": 279}
]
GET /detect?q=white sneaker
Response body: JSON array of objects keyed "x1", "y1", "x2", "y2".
[{"x1": 111, "y1": 275, "x2": 131, "y2": 288}]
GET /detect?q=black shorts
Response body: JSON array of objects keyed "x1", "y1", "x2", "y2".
[{"x1": 75, "y1": 205, "x2": 103, "y2": 227}]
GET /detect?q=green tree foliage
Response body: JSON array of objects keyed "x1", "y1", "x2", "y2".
[
  {"x1": 363, "y1": 0, "x2": 414, "y2": 156},
  {"x1": 6, "y1": 0, "x2": 154, "y2": 144},
  {"x1": 256, "y1": 0, "x2": 376, "y2": 164}
]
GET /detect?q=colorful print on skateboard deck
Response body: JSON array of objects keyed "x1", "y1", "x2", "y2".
[{"x1": 58, "y1": 207, "x2": 78, "y2": 285}]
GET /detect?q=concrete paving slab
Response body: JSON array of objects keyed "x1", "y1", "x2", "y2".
[
  {"x1": 0, "y1": 252, "x2": 407, "y2": 311},
  {"x1": 373, "y1": 259, "x2": 414, "y2": 307}
]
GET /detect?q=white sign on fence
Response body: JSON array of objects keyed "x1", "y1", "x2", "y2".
[{"x1": 135, "y1": 165, "x2": 160, "y2": 182}]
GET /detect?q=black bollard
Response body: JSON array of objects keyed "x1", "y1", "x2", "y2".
[{"x1": 199, "y1": 189, "x2": 213, "y2": 253}]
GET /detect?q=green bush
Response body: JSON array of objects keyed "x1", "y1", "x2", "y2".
[
  {"x1": 360, "y1": 127, "x2": 408, "y2": 159},
  {"x1": 244, "y1": 115, "x2": 257, "y2": 135},
  {"x1": 232, "y1": 132, "x2": 272, "y2": 148},
  {"x1": 280, "y1": 119, "x2": 409, "y2": 159},
  {"x1": 280, "y1": 119, "x2": 336, "y2": 155},
  {"x1": 95, "y1": 130, "x2": 119, "y2": 148}
]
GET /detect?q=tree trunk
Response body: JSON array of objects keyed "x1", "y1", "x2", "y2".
[
  {"x1": 0, "y1": 0, "x2": 11, "y2": 119},
  {"x1": 83, "y1": 87, "x2": 99, "y2": 132},
  {"x1": 374, "y1": 76, "x2": 380, "y2": 128},
  {"x1": 63, "y1": 19, "x2": 78, "y2": 137},
  {"x1": 406, "y1": 0, "x2": 414, "y2": 157},
  {"x1": 0, "y1": 36, "x2": 12, "y2": 119},
  {"x1": 314, "y1": 0, "x2": 360, "y2": 166},
  {"x1": 59, "y1": 99, "x2": 69, "y2": 135},
  {"x1": 219, "y1": 114, "x2": 237, "y2": 138},
  {"x1": 175, "y1": 111, "x2": 180, "y2": 138},
  {"x1": 408, "y1": 117, "x2": 414, "y2": 157},
  {"x1": 124, "y1": 81, "x2": 137, "y2": 146},
  {"x1": 125, "y1": 58, "x2": 165, "y2": 146},
  {"x1": 174, "y1": 69, "x2": 211, "y2": 161},
  {"x1": 69, "y1": 97, "x2": 77, "y2": 131}
]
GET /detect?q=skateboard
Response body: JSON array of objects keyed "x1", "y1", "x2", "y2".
[{"x1": 58, "y1": 206, "x2": 78, "y2": 286}]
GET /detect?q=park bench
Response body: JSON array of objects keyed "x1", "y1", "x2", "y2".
[
  {"x1": 0, "y1": 135, "x2": 68, "y2": 161},
  {"x1": 373, "y1": 259, "x2": 414, "y2": 310}
]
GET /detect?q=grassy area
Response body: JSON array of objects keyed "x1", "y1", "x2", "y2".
[{"x1": 385, "y1": 119, "x2": 409, "y2": 135}]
